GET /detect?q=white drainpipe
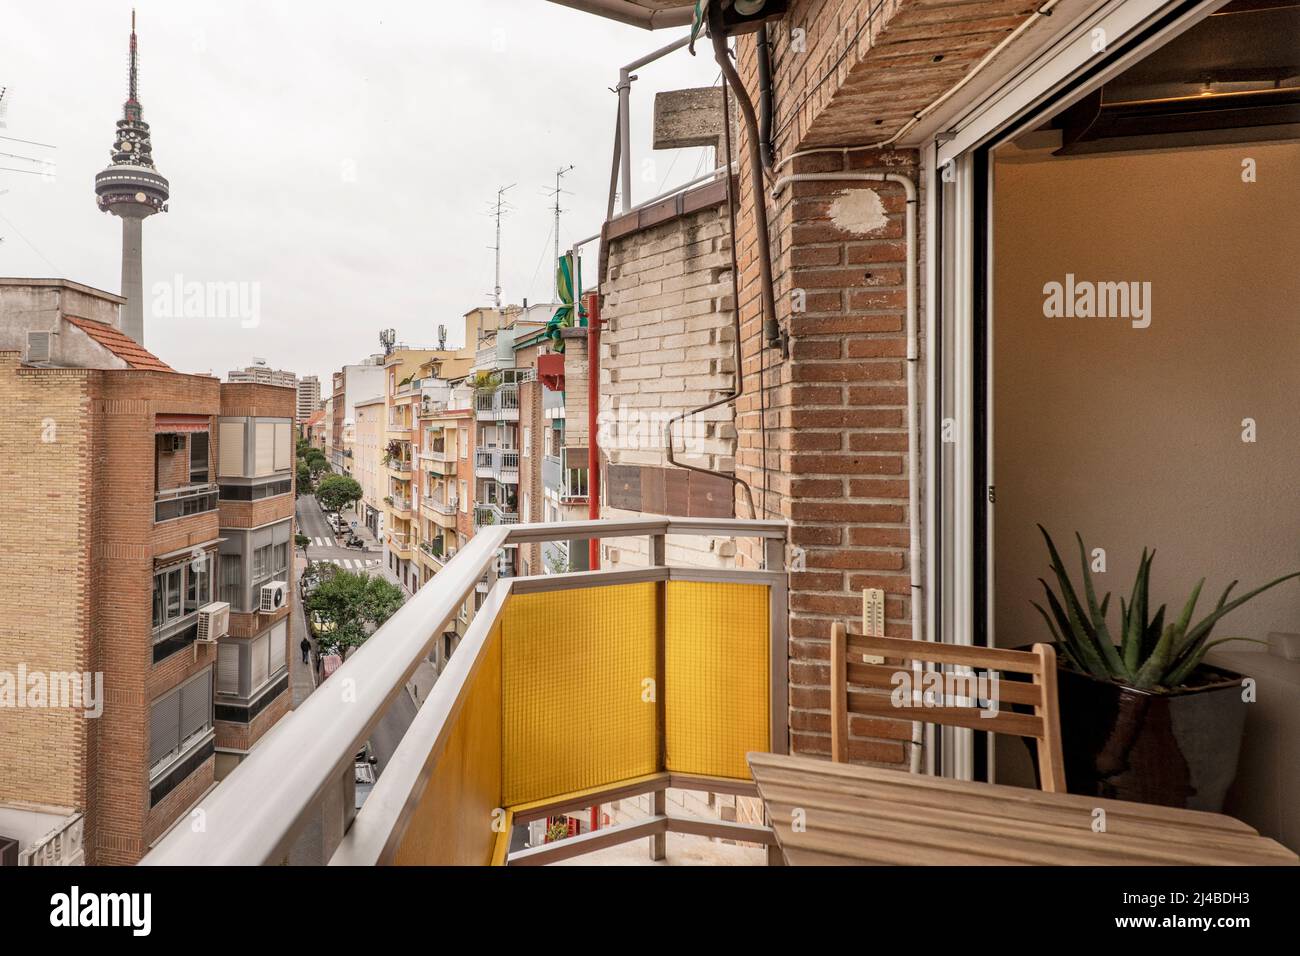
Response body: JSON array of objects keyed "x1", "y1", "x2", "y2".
[{"x1": 772, "y1": 171, "x2": 925, "y2": 773}]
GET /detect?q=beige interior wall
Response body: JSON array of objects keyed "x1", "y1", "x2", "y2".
[{"x1": 993, "y1": 139, "x2": 1300, "y2": 657}]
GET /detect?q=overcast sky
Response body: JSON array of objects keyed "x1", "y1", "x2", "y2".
[{"x1": 0, "y1": 0, "x2": 716, "y2": 384}]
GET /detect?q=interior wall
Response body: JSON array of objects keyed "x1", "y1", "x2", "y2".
[{"x1": 993, "y1": 140, "x2": 1300, "y2": 660}]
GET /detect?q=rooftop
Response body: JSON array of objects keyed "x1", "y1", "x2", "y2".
[{"x1": 64, "y1": 317, "x2": 173, "y2": 372}]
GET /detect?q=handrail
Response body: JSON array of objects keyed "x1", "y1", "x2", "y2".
[
  {"x1": 142, "y1": 525, "x2": 509, "y2": 866},
  {"x1": 141, "y1": 517, "x2": 786, "y2": 866}
]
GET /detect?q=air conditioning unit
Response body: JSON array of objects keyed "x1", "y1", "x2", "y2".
[
  {"x1": 26, "y1": 330, "x2": 53, "y2": 365},
  {"x1": 260, "y1": 580, "x2": 288, "y2": 613},
  {"x1": 196, "y1": 601, "x2": 230, "y2": 641}
]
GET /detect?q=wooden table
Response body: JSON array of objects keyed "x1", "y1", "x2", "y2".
[{"x1": 748, "y1": 752, "x2": 1299, "y2": 866}]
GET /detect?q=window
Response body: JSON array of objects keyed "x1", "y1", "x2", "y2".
[
  {"x1": 185, "y1": 553, "x2": 211, "y2": 614},
  {"x1": 219, "y1": 554, "x2": 242, "y2": 607},
  {"x1": 250, "y1": 633, "x2": 269, "y2": 690},
  {"x1": 544, "y1": 427, "x2": 553, "y2": 459},
  {"x1": 459, "y1": 480, "x2": 468, "y2": 513},
  {"x1": 252, "y1": 544, "x2": 272, "y2": 582},
  {"x1": 152, "y1": 565, "x2": 185, "y2": 631},
  {"x1": 523, "y1": 426, "x2": 531, "y2": 457},
  {"x1": 217, "y1": 642, "x2": 239, "y2": 696},
  {"x1": 523, "y1": 492, "x2": 530, "y2": 523},
  {"x1": 459, "y1": 428, "x2": 468, "y2": 458},
  {"x1": 218, "y1": 420, "x2": 244, "y2": 477},
  {"x1": 273, "y1": 542, "x2": 288, "y2": 578},
  {"x1": 218, "y1": 478, "x2": 292, "y2": 500},
  {"x1": 189, "y1": 432, "x2": 209, "y2": 484},
  {"x1": 149, "y1": 670, "x2": 213, "y2": 776}
]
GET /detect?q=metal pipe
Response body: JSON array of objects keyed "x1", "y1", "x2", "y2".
[
  {"x1": 587, "y1": 291, "x2": 602, "y2": 570},
  {"x1": 710, "y1": 14, "x2": 777, "y2": 348},
  {"x1": 772, "y1": 170, "x2": 924, "y2": 773},
  {"x1": 616, "y1": 34, "x2": 692, "y2": 214},
  {"x1": 756, "y1": 23, "x2": 774, "y2": 170}
]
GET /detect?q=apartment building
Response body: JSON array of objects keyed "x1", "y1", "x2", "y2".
[
  {"x1": 353, "y1": 396, "x2": 386, "y2": 538},
  {"x1": 380, "y1": 347, "x2": 476, "y2": 594},
  {"x1": 228, "y1": 360, "x2": 297, "y2": 390},
  {"x1": 296, "y1": 374, "x2": 321, "y2": 424},
  {"x1": 328, "y1": 356, "x2": 385, "y2": 474},
  {"x1": 0, "y1": 279, "x2": 294, "y2": 865}
]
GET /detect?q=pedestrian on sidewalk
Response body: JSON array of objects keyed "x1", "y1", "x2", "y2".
[{"x1": 300, "y1": 636, "x2": 311, "y2": 664}]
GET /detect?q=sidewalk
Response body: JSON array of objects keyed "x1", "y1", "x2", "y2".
[{"x1": 290, "y1": 550, "x2": 317, "y2": 708}]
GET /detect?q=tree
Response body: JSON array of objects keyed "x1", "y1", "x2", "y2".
[
  {"x1": 305, "y1": 570, "x2": 405, "y2": 655},
  {"x1": 294, "y1": 533, "x2": 310, "y2": 552},
  {"x1": 303, "y1": 448, "x2": 329, "y2": 477},
  {"x1": 316, "y1": 474, "x2": 363, "y2": 514},
  {"x1": 296, "y1": 459, "x2": 312, "y2": 495}
]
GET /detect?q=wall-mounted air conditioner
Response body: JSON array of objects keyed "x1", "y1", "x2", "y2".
[
  {"x1": 260, "y1": 581, "x2": 288, "y2": 613},
  {"x1": 196, "y1": 601, "x2": 230, "y2": 642}
]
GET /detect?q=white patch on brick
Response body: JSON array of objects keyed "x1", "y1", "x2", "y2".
[{"x1": 828, "y1": 188, "x2": 887, "y2": 236}]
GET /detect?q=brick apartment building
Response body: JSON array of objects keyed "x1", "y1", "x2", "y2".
[{"x1": 0, "y1": 279, "x2": 294, "y2": 865}]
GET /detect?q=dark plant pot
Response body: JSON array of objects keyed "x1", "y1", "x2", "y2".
[{"x1": 1044, "y1": 663, "x2": 1249, "y2": 811}]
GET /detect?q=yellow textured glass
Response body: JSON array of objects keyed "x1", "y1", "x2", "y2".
[
  {"x1": 664, "y1": 581, "x2": 770, "y2": 780},
  {"x1": 500, "y1": 583, "x2": 658, "y2": 806}
]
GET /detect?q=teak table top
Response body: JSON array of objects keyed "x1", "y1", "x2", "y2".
[{"x1": 747, "y1": 752, "x2": 1299, "y2": 866}]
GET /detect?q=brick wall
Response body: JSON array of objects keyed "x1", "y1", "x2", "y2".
[
  {"x1": 597, "y1": 186, "x2": 742, "y2": 569},
  {"x1": 0, "y1": 354, "x2": 96, "y2": 821}
]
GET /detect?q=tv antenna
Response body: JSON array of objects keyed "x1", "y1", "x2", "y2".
[
  {"x1": 486, "y1": 184, "x2": 515, "y2": 310},
  {"x1": 437, "y1": 324, "x2": 447, "y2": 351},
  {"x1": 379, "y1": 328, "x2": 396, "y2": 355},
  {"x1": 544, "y1": 165, "x2": 574, "y2": 301}
]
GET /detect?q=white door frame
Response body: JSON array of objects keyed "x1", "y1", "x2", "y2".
[{"x1": 923, "y1": 0, "x2": 1227, "y2": 780}]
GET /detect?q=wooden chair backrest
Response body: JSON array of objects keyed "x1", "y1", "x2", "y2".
[{"x1": 829, "y1": 623, "x2": 1066, "y2": 792}]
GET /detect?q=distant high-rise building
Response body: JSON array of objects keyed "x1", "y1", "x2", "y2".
[
  {"x1": 93, "y1": 12, "x2": 169, "y2": 346},
  {"x1": 297, "y1": 375, "x2": 321, "y2": 423},
  {"x1": 227, "y1": 360, "x2": 297, "y2": 389}
]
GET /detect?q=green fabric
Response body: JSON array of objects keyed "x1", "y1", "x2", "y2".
[{"x1": 546, "y1": 253, "x2": 584, "y2": 354}]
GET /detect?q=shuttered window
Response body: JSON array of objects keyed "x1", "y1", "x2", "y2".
[
  {"x1": 255, "y1": 422, "x2": 276, "y2": 476},
  {"x1": 218, "y1": 420, "x2": 245, "y2": 477},
  {"x1": 274, "y1": 422, "x2": 291, "y2": 471},
  {"x1": 251, "y1": 633, "x2": 269, "y2": 689},
  {"x1": 269, "y1": 620, "x2": 287, "y2": 674},
  {"x1": 180, "y1": 670, "x2": 211, "y2": 743},
  {"x1": 149, "y1": 692, "x2": 180, "y2": 769},
  {"x1": 217, "y1": 641, "x2": 240, "y2": 696}
]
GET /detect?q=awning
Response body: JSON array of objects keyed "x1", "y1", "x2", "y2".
[{"x1": 155, "y1": 414, "x2": 210, "y2": 434}]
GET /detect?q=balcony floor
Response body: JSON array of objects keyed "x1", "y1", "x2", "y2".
[{"x1": 549, "y1": 831, "x2": 766, "y2": 866}]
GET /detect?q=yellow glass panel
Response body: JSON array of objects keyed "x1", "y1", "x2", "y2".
[
  {"x1": 394, "y1": 620, "x2": 502, "y2": 865},
  {"x1": 500, "y1": 583, "x2": 658, "y2": 806},
  {"x1": 665, "y1": 581, "x2": 769, "y2": 780}
]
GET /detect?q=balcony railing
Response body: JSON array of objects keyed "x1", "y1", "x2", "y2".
[
  {"x1": 475, "y1": 447, "x2": 520, "y2": 483},
  {"x1": 475, "y1": 384, "x2": 520, "y2": 421},
  {"x1": 141, "y1": 518, "x2": 786, "y2": 866},
  {"x1": 154, "y1": 483, "x2": 219, "y2": 522},
  {"x1": 474, "y1": 503, "x2": 519, "y2": 528}
]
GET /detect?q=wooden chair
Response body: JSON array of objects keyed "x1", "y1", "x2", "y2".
[{"x1": 829, "y1": 623, "x2": 1066, "y2": 792}]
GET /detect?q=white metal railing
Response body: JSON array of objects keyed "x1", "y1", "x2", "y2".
[
  {"x1": 475, "y1": 384, "x2": 520, "y2": 419},
  {"x1": 474, "y1": 449, "x2": 494, "y2": 471},
  {"x1": 140, "y1": 517, "x2": 785, "y2": 866}
]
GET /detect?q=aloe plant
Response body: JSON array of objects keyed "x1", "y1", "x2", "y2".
[{"x1": 1032, "y1": 526, "x2": 1299, "y2": 691}]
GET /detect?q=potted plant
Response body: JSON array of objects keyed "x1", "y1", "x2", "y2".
[{"x1": 1032, "y1": 526, "x2": 1299, "y2": 811}]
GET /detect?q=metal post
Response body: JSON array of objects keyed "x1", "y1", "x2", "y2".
[
  {"x1": 618, "y1": 69, "x2": 633, "y2": 214},
  {"x1": 650, "y1": 532, "x2": 667, "y2": 861}
]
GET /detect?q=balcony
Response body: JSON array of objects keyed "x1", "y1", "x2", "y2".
[
  {"x1": 475, "y1": 383, "x2": 520, "y2": 422},
  {"x1": 154, "y1": 483, "x2": 219, "y2": 523},
  {"x1": 474, "y1": 448, "x2": 520, "y2": 484},
  {"x1": 388, "y1": 495, "x2": 412, "y2": 518},
  {"x1": 384, "y1": 458, "x2": 413, "y2": 480},
  {"x1": 421, "y1": 496, "x2": 458, "y2": 528},
  {"x1": 140, "y1": 518, "x2": 787, "y2": 865},
  {"x1": 387, "y1": 530, "x2": 413, "y2": 558},
  {"x1": 474, "y1": 503, "x2": 519, "y2": 529}
]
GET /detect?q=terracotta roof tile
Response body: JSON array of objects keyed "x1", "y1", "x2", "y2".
[{"x1": 65, "y1": 317, "x2": 174, "y2": 372}]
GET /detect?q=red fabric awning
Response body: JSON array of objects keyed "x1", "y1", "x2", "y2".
[{"x1": 155, "y1": 414, "x2": 210, "y2": 434}]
